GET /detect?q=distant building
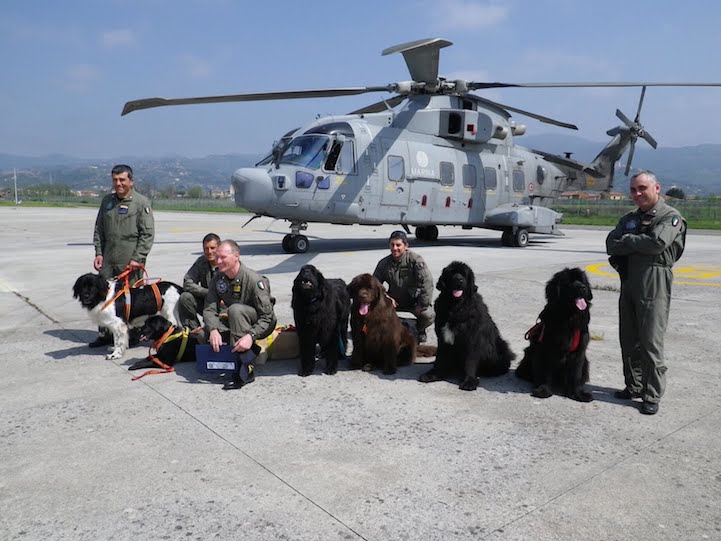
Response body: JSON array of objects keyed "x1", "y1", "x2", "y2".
[{"x1": 560, "y1": 191, "x2": 603, "y2": 200}]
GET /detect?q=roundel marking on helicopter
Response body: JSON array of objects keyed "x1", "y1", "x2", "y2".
[
  {"x1": 416, "y1": 150, "x2": 429, "y2": 168},
  {"x1": 528, "y1": 182, "x2": 534, "y2": 192}
]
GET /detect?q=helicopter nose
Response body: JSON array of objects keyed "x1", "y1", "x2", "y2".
[{"x1": 231, "y1": 167, "x2": 274, "y2": 213}]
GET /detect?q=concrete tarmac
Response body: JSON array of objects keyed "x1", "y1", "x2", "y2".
[{"x1": 1, "y1": 206, "x2": 720, "y2": 540}]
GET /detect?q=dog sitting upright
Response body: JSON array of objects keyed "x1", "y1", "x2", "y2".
[{"x1": 73, "y1": 273, "x2": 181, "y2": 360}]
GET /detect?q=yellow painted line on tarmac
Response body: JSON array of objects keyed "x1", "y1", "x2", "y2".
[{"x1": 585, "y1": 263, "x2": 721, "y2": 287}]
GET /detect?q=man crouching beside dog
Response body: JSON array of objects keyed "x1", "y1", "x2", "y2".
[{"x1": 203, "y1": 240, "x2": 276, "y2": 390}]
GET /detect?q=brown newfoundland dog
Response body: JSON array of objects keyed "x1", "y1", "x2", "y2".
[
  {"x1": 515, "y1": 267, "x2": 593, "y2": 402},
  {"x1": 347, "y1": 273, "x2": 416, "y2": 375}
]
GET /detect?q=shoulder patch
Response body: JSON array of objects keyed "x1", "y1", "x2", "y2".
[
  {"x1": 144, "y1": 206, "x2": 151, "y2": 214},
  {"x1": 257, "y1": 280, "x2": 266, "y2": 290},
  {"x1": 671, "y1": 216, "x2": 680, "y2": 227}
]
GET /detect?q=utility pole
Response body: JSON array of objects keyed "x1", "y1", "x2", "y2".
[{"x1": 13, "y1": 168, "x2": 19, "y2": 204}]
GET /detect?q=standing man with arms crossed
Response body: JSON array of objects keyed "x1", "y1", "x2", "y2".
[
  {"x1": 606, "y1": 170, "x2": 686, "y2": 415},
  {"x1": 178, "y1": 233, "x2": 220, "y2": 330},
  {"x1": 90, "y1": 164, "x2": 154, "y2": 348},
  {"x1": 373, "y1": 230, "x2": 434, "y2": 343},
  {"x1": 204, "y1": 240, "x2": 276, "y2": 390}
]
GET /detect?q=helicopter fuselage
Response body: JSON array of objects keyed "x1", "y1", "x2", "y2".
[{"x1": 232, "y1": 94, "x2": 611, "y2": 251}]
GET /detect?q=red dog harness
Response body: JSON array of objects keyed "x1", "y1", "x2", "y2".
[{"x1": 525, "y1": 320, "x2": 581, "y2": 353}]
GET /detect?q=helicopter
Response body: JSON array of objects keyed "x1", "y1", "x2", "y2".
[{"x1": 122, "y1": 38, "x2": 721, "y2": 252}]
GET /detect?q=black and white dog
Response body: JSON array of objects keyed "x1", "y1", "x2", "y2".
[{"x1": 72, "y1": 273, "x2": 181, "y2": 360}]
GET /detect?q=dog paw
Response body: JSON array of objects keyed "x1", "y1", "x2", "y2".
[
  {"x1": 298, "y1": 369, "x2": 313, "y2": 377},
  {"x1": 531, "y1": 385, "x2": 553, "y2": 399},
  {"x1": 459, "y1": 377, "x2": 479, "y2": 391},
  {"x1": 362, "y1": 363, "x2": 373, "y2": 372},
  {"x1": 418, "y1": 371, "x2": 440, "y2": 383},
  {"x1": 572, "y1": 390, "x2": 594, "y2": 402},
  {"x1": 324, "y1": 367, "x2": 338, "y2": 376},
  {"x1": 106, "y1": 350, "x2": 123, "y2": 360}
]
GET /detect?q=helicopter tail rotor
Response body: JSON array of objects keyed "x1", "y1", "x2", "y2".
[{"x1": 615, "y1": 86, "x2": 658, "y2": 175}]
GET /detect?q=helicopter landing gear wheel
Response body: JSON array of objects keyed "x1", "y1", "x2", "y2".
[
  {"x1": 501, "y1": 230, "x2": 513, "y2": 247},
  {"x1": 416, "y1": 225, "x2": 438, "y2": 242},
  {"x1": 290, "y1": 234, "x2": 309, "y2": 253},
  {"x1": 514, "y1": 228, "x2": 529, "y2": 248},
  {"x1": 282, "y1": 234, "x2": 293, "y2": 253}
]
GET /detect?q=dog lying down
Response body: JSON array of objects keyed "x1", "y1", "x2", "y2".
[
  {"x1": 128, "y1": 315, "x2": 200, "y2": 371},
  {"x1": 72, "y1": 273, "x2": 181, "y2": 360}
]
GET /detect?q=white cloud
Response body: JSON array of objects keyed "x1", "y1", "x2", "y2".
[
  {"x1": 102, "y1": 28, "x2": 136, "y2": 48},
  {"x1": 64, "y1": 64, "x2": 102, "y2": 92},
  {"x1": 179, "y1": 54, "x2": 212, "y2": 78},
  {"x1": 432, "y1": 0, "x2": 509, "y2": 31}
]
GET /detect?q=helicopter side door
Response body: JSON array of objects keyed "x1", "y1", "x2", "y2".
[{"x1": 379, "y1": 139, "x2": 411, "y2": 208}]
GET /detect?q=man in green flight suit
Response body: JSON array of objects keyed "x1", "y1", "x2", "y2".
[
  {"x1": 90, "y1": 164, "x2": 154, "y2": 348},
  {"x1": 373, "y1": 230, "x2": 434, "y2": 343},
  {"x1": 204, "y1": 239, "x2": 276, "y2": 390},
  {"x1": 178, "y1": 232, "x2": 220, "y2": 330},
  {"x1": 606, "y1": 170, "x2": 686, "y2": 415}
]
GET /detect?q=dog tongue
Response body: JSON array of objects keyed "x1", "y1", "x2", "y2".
[
  {"x1": 575, "y1": 298, "x2": 587, "y2": 311},
  {"x1": 359, "y1": 303, "x2": 369, "y2": 316},
  {"x1": 453, "y1": 290, "x2": 463, "y2": 298}
]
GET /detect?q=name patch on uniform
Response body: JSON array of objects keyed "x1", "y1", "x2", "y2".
[
  {"x1": 118, "y1": 204, "x2": 129, "y2": 215},
  {"x1": 257, "y1": 280, "x2": 266, "y2": 290},
  {"x1": 216, "y1": 279, "x2": 228, "y2": 293},
  {"x1": 672, "y1": 216, "x2": 680, "y2": 227}
]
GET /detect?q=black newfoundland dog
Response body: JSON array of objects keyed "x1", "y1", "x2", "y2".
[
  {"x1": 292, "y1": 265, "x2": 350, "y2": 376},
  {"x1": 347, "y1": 273, "x2": 416, "y2": 375},
  {"x1": 419, "y1": 261, "x2": 514, "y2": 390},
  {"x1": 515, "y1": 267, "x2": 593, "y2": 402},
  {"x1": 72, "y1": 273, "x2": 181, "y2": 360},
  {"x1": 127, "y1": 315, "x2": 199, "y2": 371}
]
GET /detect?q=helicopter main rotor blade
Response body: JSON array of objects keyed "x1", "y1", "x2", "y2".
[
  {"x1": 350, "y1": 94, "x2": 407, "y2": 115},
  {"x1": 382, "y1": 38, "x2": 452, "y2": 86},
  {"x1": 121, "y1": 86, "x2": 394, "y2": 115},
  {"x1": 478, "y1": 97, "x2": 578, "y2": 130},
  {"x1": 642, "y1": 131, "x2": 658, "y2": 150},
  {"x1": 468, "y1": 81, "x2": 721, "y2": 90}
]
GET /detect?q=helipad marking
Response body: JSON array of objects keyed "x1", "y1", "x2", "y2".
[{"x1": 585, "y1": 263, "x2": 721, "y2": 287}]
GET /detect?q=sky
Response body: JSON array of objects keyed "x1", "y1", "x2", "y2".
[{"x1": 3, "y1": 0, "x2": 721, "y2": 159}]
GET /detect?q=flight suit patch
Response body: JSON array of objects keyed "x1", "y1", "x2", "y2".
[
  {"x1": 257, "y1": 280, "x2": 266, "y2": 290},
  {"x1": 118, "y1": 205, "x2": 129, "y2": 215},
  {"x1": 232, "y1": 283, "x2": 241, "y2": 298},
  {"x1": 672, "y1": 216, "x2": 680, "y2": 227},
  {"x1": 625, "y1": 219, "x2": 638, "y2": 231},
  {"x1": 217, "y1": 279, "x2": 228, "y2": 293}
]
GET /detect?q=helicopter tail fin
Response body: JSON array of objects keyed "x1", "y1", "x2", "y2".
[{"x1": 583, "y1": 87, "x2": 659, "y2": 193}]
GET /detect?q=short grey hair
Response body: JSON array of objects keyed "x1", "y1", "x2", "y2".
[
  {"x1": 219, "y1": 239, "x2": 240, "y2": 254},
  {"x1": 630, "y1": 170, "x2": 658, "y2": 184}
]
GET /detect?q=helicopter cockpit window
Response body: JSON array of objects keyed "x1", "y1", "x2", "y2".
[
  {"x1": 279, "y1": 135, "x2": 329, "y2": 170},
  {"x1": 323, "y1": 140, "x2": 356, "y2": 174},
  {"x1": 484, "y1": 167, "x2": 497, "y2": 191},
  {"x1": 512, "y1": 169, "x2": 525, "y2": 192},
  {"x1": 387, "y1": 155, "x2": 404, "y2": 182},
  {"x1": 440, "y1": 161, "x2": 454, "y2": 186},
  {"x1": 462, "y1": 164, "x2": 477, "y2": 188}
]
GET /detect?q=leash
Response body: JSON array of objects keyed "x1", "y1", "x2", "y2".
[
  {"x1": 101, "y1": 264, "x2": 163, "y2": 321},
  {"x1": 131, "y1": 325, "x2": 202, "y2": 380}
]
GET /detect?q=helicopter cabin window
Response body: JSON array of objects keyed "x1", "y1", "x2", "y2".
[
  {"x1": 512, "y1": 170, "x2": 525, "y2": 192},
  {"x1": 388, "y1": 155, "x2": 404, "y2": 182},
  {"x1": 462, "y1": 164, "x2": 477, "y2": 188},
  {"x1": 440, "y1": 162, "x2": 454, "y2": 186},
  {"x1": 484, "y1": 167, "x2": 497, "y2": 191},
  {"x1": 279, "y1": 135, "x2": 329, "y2": 170}
]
